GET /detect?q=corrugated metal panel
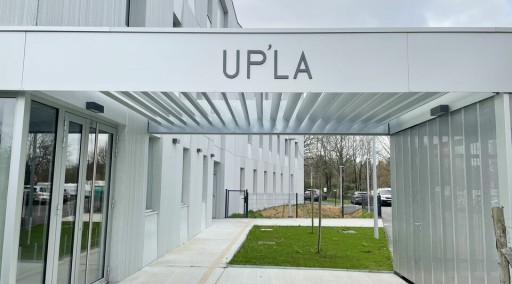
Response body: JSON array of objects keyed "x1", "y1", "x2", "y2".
[
  {"x1": 391, "y1": 97, "x2": 500, "y2": 283},
  {"x1": 181, "y1": 1, "x2": 199, "y2": 27},
  {"x1": 145, "y1": 0, "x2": 173, "y2": 27},
  {"x1": 0, "y1": 0, "x2": 37, "y2": 25},
  {"x1": 109, "y1": 112, "x2": 148, "y2": 282},
  {"x1": 37, "y1": 0, "x2": 128, "y2": 27}
]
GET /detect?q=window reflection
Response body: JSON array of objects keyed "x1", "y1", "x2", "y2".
[
  {"x1": 17, "y1": 102, "x2": 58, "y2": 284},
  {"x1": 0, "y1": 98, "x2": 16, "y2": 269}
]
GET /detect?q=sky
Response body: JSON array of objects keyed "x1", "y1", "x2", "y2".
[{"x1": 232, "y1": 0, "x2": 512, "y2": 28}]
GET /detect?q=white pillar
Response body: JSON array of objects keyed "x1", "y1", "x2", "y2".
[
  {"x1": 372, "y1": 137, "x2": 379, "y2": 239},
  {"x1": 366, "y1": 158, "x2": 370, "y2": 211},
  {"x1": 288, "y1": 138, "x2": 293, "y2": 218}
]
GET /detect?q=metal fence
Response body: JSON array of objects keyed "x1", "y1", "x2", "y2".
[
  {"x1": 225, "y1": 190, "x2": 302, "y2": 218},
  {"x1": 225, "y1": 189, "x2": 248, "y2": 218}
]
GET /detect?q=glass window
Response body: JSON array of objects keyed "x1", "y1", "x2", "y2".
[
  {"x1": 0, "y1": 98, "x2": 16, "y2": 269},
  {"x1": 146, "y1": 137, "x2": 156, "y2": 210},
  {"x1": 202, "y1": 155, "x2": 208, "y2": 202},
  {"x1": 17, "y1": 101, "x2": 58, "y2": 284}
]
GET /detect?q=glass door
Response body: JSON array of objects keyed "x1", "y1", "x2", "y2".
[
  {"x1": 54, "y1": 114, "x2": 87, "y2": 284},
  {"x1": 48, "y1": 114, "x2": 115, "y2": 284},
  {"x1": 76, "y1": 122, "x2": 114, "y2": 284}
]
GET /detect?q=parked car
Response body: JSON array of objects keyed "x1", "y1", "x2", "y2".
[
  {"x1": 304, "y1": 189, "x2": 319, "y2": 202},
  {"x1": 304, "y1": 189, "x2": 327, "y2": 202},
  {"x1": 350, "y1": 191, "x2": 368, "y2": 205},
  {"x1": 317, "y1": 189, "x2": 328, "y2": 201},
  {"x1": 378, "y1": 188, "x2": 392, "y2": 206},
  {"x1": 63, "y1": 188, "x2": 71, "y2": 203},
  {"x1": 23, "y1": 185, "x2": 51, "y2": 205}
]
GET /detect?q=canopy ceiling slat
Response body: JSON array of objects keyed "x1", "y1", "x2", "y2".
[{"x1": 60, "y1": 91, "x2": 493, "y2": 134}]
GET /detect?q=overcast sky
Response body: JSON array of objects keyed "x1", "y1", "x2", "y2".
[{"x1": 232, "y1": 0, "x2": 512, "y2": 28}]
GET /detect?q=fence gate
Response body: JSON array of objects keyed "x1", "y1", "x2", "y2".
[{"x1": 225, "y1": 189, "x2": 249, "y2": 218}]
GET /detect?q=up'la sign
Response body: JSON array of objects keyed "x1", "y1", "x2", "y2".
[{"x1": 223, "y1": 46, "x2": 313, "y2": 80}]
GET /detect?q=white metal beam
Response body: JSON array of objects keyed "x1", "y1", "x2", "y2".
[
  {"x1": 181, "y1": 92, "x2": 213, "y2": 126},
  {"x1": 256, "y1": 92, "x2": 263, "y2": 127},
  {"x1": 282, "y1": 92, "x2": 302, "y2": 126},
  {"x1": 292, "y1": 92, "x2": 322, "y2": 130},
  {"x1": 200, "y1": 92, "x2": 226, "y2": 126},
  {"x1": 100, "y1": 91, "x2": 162, "y2": 125},
  {"x1": 139, "y1": 91, "x2": 187, "y2": 125},
  {"x1": 161, "y1": 92, "x2": 201, "y2": 126},
  {"x1": 221, "y1": 92, "x2": 239, "y2": 126},
  {"x1": 269, "y1": 92, "x2": 283, "y2": 130},
  {"x1": 239, "y1": 92, "x2": 251, "y2": 126},
  {"x1": 120, "y1": 91, "x2": 176, "y2": 126}
]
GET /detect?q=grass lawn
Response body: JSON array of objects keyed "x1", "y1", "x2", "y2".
[{"x1": 230, "y1": 225, "x2": 392, "y2": 271}]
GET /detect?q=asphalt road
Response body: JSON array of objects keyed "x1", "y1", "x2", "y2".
[{"x1": 381, "y1": 205, "x2": 393, "y2": 254}]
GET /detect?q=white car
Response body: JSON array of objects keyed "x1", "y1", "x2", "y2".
[
  {"x1": 24, "y1": 185, "x2": 51, "y2": 205},
  {"x1": 378, "y1": 188, "x2": 392, "y2": 206}
]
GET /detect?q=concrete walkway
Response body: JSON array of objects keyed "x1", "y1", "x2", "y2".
[{"x1": 121, "y1": 218, "x2": 405, "y2": 284}]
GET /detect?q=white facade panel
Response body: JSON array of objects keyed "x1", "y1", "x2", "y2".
[
  {"x1": 143, "y1": 213, "x2": 158, "y2": 265},
  {"x1": 0, "y1": 33, "x2": 25, "y2": 90},
  {"x1": 19, "y1": 31, "x2": 409, "y2": 92},
  {"x1": 391, "y1": 97, "x2": 501, "y2": 283},
  {"x1": 408, "y1": 33, "x2": 512, "y2": 92},
  {"x1": 1, "y1": 29, "x2": 510, "y2": 93}
]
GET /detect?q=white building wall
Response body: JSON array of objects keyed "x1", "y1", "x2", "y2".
[{"x1": 391, "y1": 96, "x2": 503, "y2": 284}]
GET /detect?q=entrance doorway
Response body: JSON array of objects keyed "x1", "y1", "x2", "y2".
[{"x1": 16, "y1": 102, "x2": 116, "y2": 284}]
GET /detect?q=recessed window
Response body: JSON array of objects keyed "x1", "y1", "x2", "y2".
[
  {"x1": 253, "y1": 170, "x2": 257, "y2": 192},
  {"x1": 264, "y1": 171, "x2": 268, "y2": 193},
  {"x1": 146, "y1": 137, "x2": 159, "y2": 210},
  {"x1": 182, "y1": 148, "x2": 191, "y2": 205}
]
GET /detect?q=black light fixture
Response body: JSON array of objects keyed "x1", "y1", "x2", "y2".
[
  {"x1": 172, "y1": 138, "x2": 180, "y2": 144},
  {"x1": 86, "y1": 102, "x2": 104, "y2": 113},
  {"x1": 210, "y1": 154, "x2": 215, "y2": 158},
  {"x1": 197, "y1": 148, "x2": 202, "y2": 153},
  {"x1": 430, "y1": 105, "x2": 449, "y2": 117}
]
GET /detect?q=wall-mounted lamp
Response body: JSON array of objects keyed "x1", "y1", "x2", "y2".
[
  {"x1": 430, "y1": 105, "x2": 449, "y2": 117},
  {"x1": 197, "y1": 148, "x2": 202, "y2": 153},
  {"x1": 172, "y1": 138, "x2": 180, "y2": 144},
  {"x1": 86, "y1": 102, "x2": 104, "y2": 113},
  {"x1": 210, "y1": 154, "x2": 215, "y2": 158}
]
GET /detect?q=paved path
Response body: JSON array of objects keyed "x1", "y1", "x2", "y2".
[{"x1": 121, "y1": 218, "x2": 404, "y2": 284}]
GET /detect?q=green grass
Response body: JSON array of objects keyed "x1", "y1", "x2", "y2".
[
  {"x1": 355, "y1": 209, "x2": 374, "y2": 218},
  {"x1": 230, "y1": 226, "x2": 392, "y2": 271}
]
